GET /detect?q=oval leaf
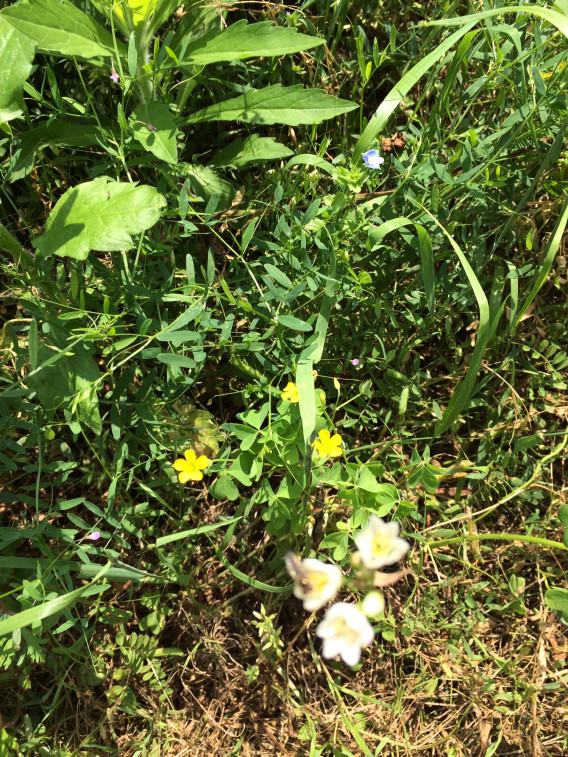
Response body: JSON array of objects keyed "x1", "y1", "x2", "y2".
[
  {"x1": 184, "y1": 84, "x2": 357, "y2": 127},
  {"x1": 32, "y1": 177, "x2": 166, "y2": 260}
]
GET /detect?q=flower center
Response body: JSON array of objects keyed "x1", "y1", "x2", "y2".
[
  {"x1": 331, "y1": 617, "x2": 358, "y2": 645},
  {"x1": 370, "y1": 534, "x2": 391, "y2": 557},
  {"x1": 303, "y1": 571, "x2": 329, "y2": 595}
]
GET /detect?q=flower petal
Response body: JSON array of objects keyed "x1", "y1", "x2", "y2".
[
  {"x1": 184, "y1": 449, "x2": 197, "y2": 464},
  {"x1": 173, "y1": 459, "x2": 187, "y2": 471}
]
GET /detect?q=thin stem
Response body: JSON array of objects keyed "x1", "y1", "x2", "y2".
[{"x1": 428, "y1": 532, "x2": 568, "y2": 553}]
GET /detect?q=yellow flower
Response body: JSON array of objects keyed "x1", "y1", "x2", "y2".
[
  {"x1": 281, "y1": 381, "x2": 299, "y2": 403},
  {"x1": 173, "y1": 449, "x2": 210, "y2": 483},
  {"x1": 313, "y1": 429, "x2": 343, "y2": 458}
]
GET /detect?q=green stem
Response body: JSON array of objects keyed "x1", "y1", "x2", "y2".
[
  {"x1": 0, "y1": 222, "x2": 34, "y2": 271},
  {"x1": 428, "y1": 532, "x2": 568, "y2": 552}
]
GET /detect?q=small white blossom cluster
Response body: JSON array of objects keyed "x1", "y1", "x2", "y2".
[{"x1": 285, "y1": 515, "x2": 410, "y2": 666}]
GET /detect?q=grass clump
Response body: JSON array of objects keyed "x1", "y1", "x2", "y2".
[{"x1": 1, "y1": 0, "x2": 568, "y2": 755}]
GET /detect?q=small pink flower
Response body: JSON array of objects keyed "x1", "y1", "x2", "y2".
[
  {"x1": 351, "y1": 359, "x2": 360, "y2": 366},
  {"x1": 87, "y1": 531, "x2": 101, "y2": 541},
  {"x1": 110, "y1": 63, "x2": 120, "y2": 84}
]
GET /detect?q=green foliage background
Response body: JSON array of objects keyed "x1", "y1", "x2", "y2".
[{"x1": 1, "y1": 0, "x2": 568, "y2": 754}]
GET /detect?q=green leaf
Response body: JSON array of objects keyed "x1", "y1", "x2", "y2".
[
  {"x1": 0, "y1": 18, "x2": 35, "y2": 123},
  {"x1": 178, "y1": 19, "x2": 324, "y2": 65},
  {"x1": 353, "y1": 22, "x2": 478, "y2": 162},
  {"x1": 111, "y1": 0, "x2": 176, "y2": 35},
  {"x1": 0, "y1": 567, "x2": 110, "y2": 637},
  {"x1": 558, "y1": 504, "x2": 568, "y2": 528},
  {"x1": 28, "y1": 341, "x2": 103, "y2": 434},
  {"x1": 132, "y1": 102, "x2": 179, "y2": 164},
  {"x1": 544, "y1": 588, "x2": 568, "y2": 618},
  {"x1": 209, "y1": 474, "x2": 239, "y2": 501},
  {"x1": 178, "y1": 162, "x2": 235, "y2": 210},
  {"x1": 415, "y1": 224, "x2": 435, "y2": 315},
  {"x1": 277, "y1": 314, "x2": 312, "y2": 332},
  {"x1": 32, "y1": 177, "x2": 166, "y2": 260},
  {"x1": 515, "y1": 194, "x2": 568, "y2": 328},
  {"x1": 184, "y1": 84, "x2": 358, "y2": 127},
  {"x1": 8, "y1": 118, "x2": 111, "y2": 182},
  {"x1": 1, "y1": 0, "x2": 119, "y2": 59},
  {"x1": 211, "y1": 135, "x2": 293, "y2": 169}
]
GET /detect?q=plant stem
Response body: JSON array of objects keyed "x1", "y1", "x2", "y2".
[{"x1": 428, "y1": 532, "x2": 568, "y2": 552}]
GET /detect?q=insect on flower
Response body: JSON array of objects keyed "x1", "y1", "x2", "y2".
[{"x1": 285, "y1": 553, "x2": 342, "y2": 612}]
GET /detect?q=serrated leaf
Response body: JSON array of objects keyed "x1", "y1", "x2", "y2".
[
  {"x1": 0, "y1": 18, "x2": 35, "y2": 123},
  {"x1": 179, "y1": 19, "x2": 324, "y2": 66},
  {"x1": 132, "y1": 101, "x2": 178, "y2": 164},
  {"x1": 211, "y1": 135, "x2": 293, "y2": 168},
  {"x1": 184, "y1": 84, "x2": 357, "y2": 127},
  {"x1": 32, "y1": 177, "x2": 166, "y2": 260},
  {"x1": 1, "y1": 0, "x2": 118, "y2": 59}
]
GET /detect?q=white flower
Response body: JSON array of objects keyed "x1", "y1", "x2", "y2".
[
  {"x1": 360, "y1": 590, "x2": 385, "y2": 617},
  {"x1": 285, "y1": 554, "x2": 342, "y2": 612},
  {"x1": 316, "y1": 602, "x2": 374, "y2": 666},
  {"x1": 354, "y1": 515, "x2": 410, "y2": 570}
]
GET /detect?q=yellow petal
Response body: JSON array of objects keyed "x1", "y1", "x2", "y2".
[
  {"x1": 329, "y1": 447, "x2": 343, "y2": 457},
  {"x1": 178, "y1": 470, "x2": 191, "y2": 484},
  {"x1": 329, "y1": 434, "x2": 342, "y2": 448},
  {"x1": 188, "y1": 469, "x2": 203, "y2": 481},
  {"x1": 195, "y1": 455, "x2": 210, "y2": 470},
  {"x1": 173, "y1": 459, "x2": 187, "y2": 471},
  {"x1": 184, "y1": 449, "x2": 197, "y2": 464},
  {"x1": 319, "y1": 429, "x2": 331, "y2": 443}
]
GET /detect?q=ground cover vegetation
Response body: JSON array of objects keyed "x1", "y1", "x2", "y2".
[{"x1": 0, "y1": 0, "x2": 568, "y2": 754}]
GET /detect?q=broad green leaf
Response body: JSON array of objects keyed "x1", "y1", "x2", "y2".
[
  {"x1": 211, "y1": 135, "x2": 293, "y2": 169},
  {"x1": 209, "y1": 474, "x2": 239, "y2": 501},
  {"x1": 0, "y1": 18, "x2": 35, "y2": 123},
  {"x1": 132, "y1": 101, "x2": 179, "y2": 164},
  {"x1": 32, "y1": 177, "x2": 166, "y2": 260},
  {"x1": 178, "y1": 162, "x2": 235, "y2": 209},
  {"x1": 1, "y1": 0, "x2": 119, "y2": 59},
  {"x1": 544, "y1": 588, "x2": 568, "y2": 620},
  {"x1": 28, "y1": 342, "x2": 103, "y2": 435},
  {"x1": 184, "y1": 84, "x2": 357, "y2": 127},
  {"x1": 112, "y1": 0, "x2": 159, "y2": 31},
  {"x1": 179, "y1": 19, "x2": 324, "y2": 66}
]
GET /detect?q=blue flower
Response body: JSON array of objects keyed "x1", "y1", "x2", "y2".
[{"x1": 362, "y1": 149, "x2": 385, "y2": 169}]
